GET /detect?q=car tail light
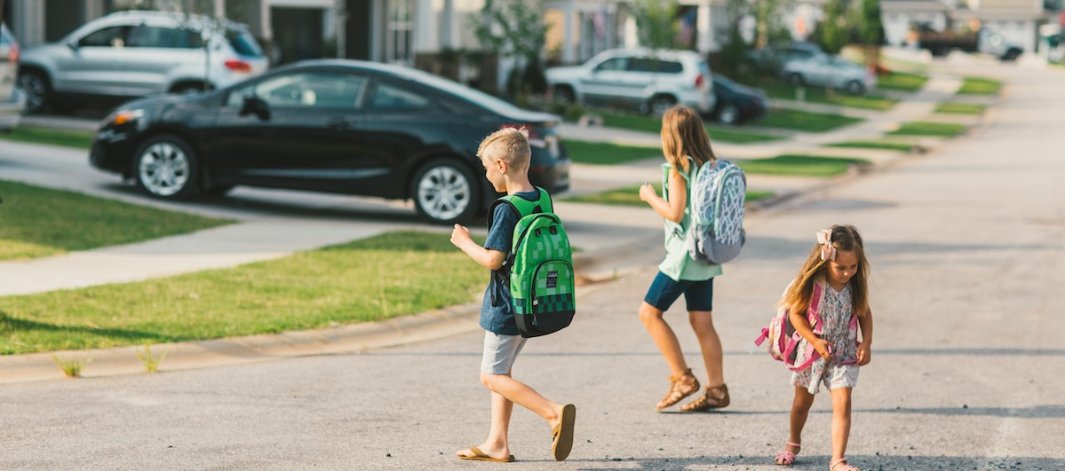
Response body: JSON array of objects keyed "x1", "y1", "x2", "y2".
[
  {"x1": 224, "y1": 59, "x2": 252, "y2": 73},
  {"x1": 694, "y1": 74, "x2": 705, "y2": 88},
  {"x1": 8, "y1": 44, "x2": 18, "y2": 64},
  {"x1": 500, "y1": 124, "x2": 547, "y2": 148}
]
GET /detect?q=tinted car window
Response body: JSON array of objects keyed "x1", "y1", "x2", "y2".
[
  {"x1": 127, "y1": 26, "x2": 202, "y2": 49},
  {"x1": 228, "y1": 72, "x2": 366, "y2": 109},
  {"x1": 79, "y1": 26, "x2": 131, "y2": 47},
  {"x1": 594, "y1": 57, "x2": 628, "y2": 72},
  {"x1": 657, "y1": 60, "x2": 683, "y2": 73},
  {"x1": 625, "y1": 57, "x2": 655, "y2": 72},
  {"x1": 369, "y1": 83, "x2": 430, "y2": 111},
  {"x1": 226, "y1": 30, "x2": 264, "y2": 57}
]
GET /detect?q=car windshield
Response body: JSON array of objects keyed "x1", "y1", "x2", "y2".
[
  {"x1": 395, "y1": 67, "x2": 531, "y2": 116},
  {"x1": 226, "y1": 29, "x2": 263, "y2": 57}
]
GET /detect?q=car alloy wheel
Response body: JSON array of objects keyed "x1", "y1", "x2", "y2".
[
  {"x1": 413, "y1": 160, "x2": 477, "y2": 224},
  {"x1": 649, "y1": 95, "x2": 677, "y2": 116},
  {"x1": 17, "y1": 73, "x2": 48, "y2": 114},
  {"x1": 718, "y1": 104, "x2": 740, "y2": 125},
  {"x1": 845, "y1": 80, "x2": 865, "y2": 95},
  {"x1": 136, "y1": 138, "x2": 195, "y2": 198}
]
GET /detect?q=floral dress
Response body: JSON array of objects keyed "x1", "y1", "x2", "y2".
[{"x1": 790, "y1": 283, "x2": 860, "y2": 394}]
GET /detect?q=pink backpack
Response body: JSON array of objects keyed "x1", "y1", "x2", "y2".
[{"x1": 754, "y1": 280, "x2": 857, "y2": 371}]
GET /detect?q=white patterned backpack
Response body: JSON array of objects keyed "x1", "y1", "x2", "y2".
[{"x1": 687, "y1": 158, "x2": 747, "y2": 264}]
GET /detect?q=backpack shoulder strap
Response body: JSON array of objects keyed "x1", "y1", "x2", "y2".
[
  {"x1": 807, "y1": 281, "x2": 825, "y2": 332},
  {"x1": 486, "y1": 188, "x2": 551, "y2": 229}
]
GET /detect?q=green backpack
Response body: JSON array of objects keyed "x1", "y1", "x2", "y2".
[{"x1": 489, "y1": 187, "x2": 576, "y2": 338}]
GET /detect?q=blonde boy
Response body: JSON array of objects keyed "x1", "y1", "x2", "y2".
[{"x1": 450, "y1": 128, "x2": 576, "y2": 462}]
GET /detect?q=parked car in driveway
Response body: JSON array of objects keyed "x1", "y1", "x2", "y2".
[
  {"x1": 17, "y1": 10, "x2": 268, "y2": 114},
  {"x1": 747, "y1": 41, "x2": 824, "y2": 74},
  {"x1": 711, "y1": 74, "x2": 767, "y2": 125},
  {"x1": 90, "y1": 60, "x2": 570, "y2": 224},
  {"x1": 0, "y1": 23, "x2": 25, "y2": 131},
  {"x1": 546, "y1": 48, "x2": 715, "y2": 116},
  {"x1": 780, "y1": 53, "x2": 874, "y2": 94}
]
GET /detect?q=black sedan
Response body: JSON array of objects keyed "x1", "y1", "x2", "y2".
[
  {"x1": 90, "y1": 60, "x2": 570, "y2": 224},
  {"x1": 711, "y1": 75, "x2": 768, "y2": 125}
]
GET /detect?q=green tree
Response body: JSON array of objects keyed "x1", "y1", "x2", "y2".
[
  {"x1": 630, "y1": 0, "x2": 679, "y2": 50},
  {"x1": 815, "y1": 0, "x2": 849, "y2": 54},
  {"x1": 852, "y1": 0, "x2": 884, "y2": 71},
  {"x1": 474, "y1": 0, "x2": 549, "y2": 100}
]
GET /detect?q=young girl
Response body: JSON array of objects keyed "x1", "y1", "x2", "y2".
[
  {"x1": 774, "y1": 225, "x2": 874, "y2": 471},
  {"x1": 637, "y1": 105, "x2": 729, "y2": 412}
]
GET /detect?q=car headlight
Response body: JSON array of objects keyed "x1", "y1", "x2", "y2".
[{"x1": 110, "y1": 109, "x2": 145, "y2": 126}]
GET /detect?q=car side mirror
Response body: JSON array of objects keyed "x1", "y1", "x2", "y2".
[
  {"x1": 240, "y1": 95, "x2": 270, "y2": 121},
  {"x1": 66, "y1": 39, "x2": 79, "y2": 51}
]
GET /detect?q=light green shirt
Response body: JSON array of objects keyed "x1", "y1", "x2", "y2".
[{"x1": 658, "y1": 159, "x2": 723, "y2": 281}]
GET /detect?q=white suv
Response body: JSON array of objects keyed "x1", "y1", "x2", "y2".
[
  {"x1": 1, "y1": 24, "x2": 24, "y2": 130},
  {"x1": 18, "y1": 10, "x2": 268, "y2": 114},
  {"x1": 546, "y1": 49, "x2": 715, "y2": 116}
]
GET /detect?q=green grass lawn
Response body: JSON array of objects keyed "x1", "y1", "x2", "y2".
[
  {"x1": 958, "y1": 77, "x2": 1002, "y2": 95},
  {"x1": 598, "y1": 111, "x2": 782, "y2": 143},
  {"x1": 935, "y1": 102, "x2": 987, "y2": 115},
  {"x1": 739, "y1": 154, "x2": 870, "y2": 177},
  {"x1": 563, "y1": 140, "x2": 661, "y2": 165},
  {"x1": 889, "y1": 121, "x2": 967, "y2": 137},
  {"x1": 0, "y1": 180, "x2": 231, "y2": 261},
  {"x1": 0, "y1": 231, "x2": 486, "y2": 354},
  {"x1": 565, "y1": 183, "x2": 773, "y2": 207},
  {"x1": 0, "y1": 126, "x2": 94, "y2": 149},
  {"x1": 826, "y1": 139, "x2": 917, "y2": 152},
  {"x1": 876, "y1": 72, "x2": 929, "y2": 92},
  {"x1": 755, "y1": 108, "x2": 863, "y2": 133},
  {"x1": 758, "y1": 82, "x2": 897, "y2": 111}
]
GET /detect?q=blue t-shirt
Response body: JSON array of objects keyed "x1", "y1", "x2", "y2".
[{"x1": 480, "y1": 190, "x2": 542, "y2": 335}]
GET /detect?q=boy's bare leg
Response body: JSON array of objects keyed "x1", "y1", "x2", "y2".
[
  {"x1": 688, "y1": 310, "x2": 724, "y2": 387},
  {"x1": 638, "y1": 302, "x2": 688, "y2": 375},
  {"x1": 830, "y1": 387, "x2": 853, "y2": 463},
  {"x1": 456, "y1": 391, "x2": 514, "y2": 460},
  {"x1": 481, "y1": 373, "x2": 564, "y2": 425}
]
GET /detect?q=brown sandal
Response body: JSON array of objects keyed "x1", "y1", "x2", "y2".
[
  {"x1": 655, "y1": 368, "x2": 700, "y2": 410},
  {"x1": 680, "y1": 384, "x2": 730, "y2": 412}
]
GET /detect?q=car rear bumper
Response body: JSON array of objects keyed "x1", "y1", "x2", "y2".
[
  {"x1": 0, "y1": 88, "x2": 25, "y2": 131},
  {"x1": 529, "y1": 159, "x2": 570, "y2": 194}
]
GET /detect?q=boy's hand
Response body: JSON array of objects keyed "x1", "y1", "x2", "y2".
[
  {"x1": 450, "y1": 224, "x2": 471, "y2": 247},
  {"x1": 638, "y1": 183, "x2": 656, "y2": 202},
  {"x1": 857, "y1": 342, "x2": 872, "y2": 366},
  {"x1": 812, "y1": 338, "x2": 832, "y2": 360}
]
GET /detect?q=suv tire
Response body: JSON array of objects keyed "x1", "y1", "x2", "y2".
[{"x1": 17, "y1": 71, "x2": 50, "y2": 114}]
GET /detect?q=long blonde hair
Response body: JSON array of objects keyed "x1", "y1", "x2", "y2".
[
  {"x1": 661, "y1": 105, "x2": 716, "y2": 173},
  {"x1": 781, "y1": 225, "x2": 871, "y2": 316}
]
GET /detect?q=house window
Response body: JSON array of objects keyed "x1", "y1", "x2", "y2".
[{"x1": 384, "y1": 0, "x2": 414, "y2": 65}]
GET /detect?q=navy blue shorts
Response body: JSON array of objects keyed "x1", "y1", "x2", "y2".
[{"x1": 643, "y1": 272, "x2": 714, "y2": 312}]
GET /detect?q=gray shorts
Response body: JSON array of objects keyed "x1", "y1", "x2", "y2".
[{"x1": 480, "y1": 331, "x2": 527, "y2": 375}]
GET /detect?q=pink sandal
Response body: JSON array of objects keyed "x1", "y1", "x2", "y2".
[
  {"x1": 830, "y1": 458, "x2": 860, "y2": 471},
  {"x1": 774, "y1": 441, "x2": 801, "y2": 466}
]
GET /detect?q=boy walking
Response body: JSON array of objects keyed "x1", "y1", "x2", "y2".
[{"x1": 450, "y1": 128, "x2": 576, "y2": 463}]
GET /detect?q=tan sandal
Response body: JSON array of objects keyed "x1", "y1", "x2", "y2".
[
  {"x1": 655, "y1": 368, "x2": 700, "y2": 410},
  {"x1": 680, "y1": 384, "x2": 730, "y2": 412}
]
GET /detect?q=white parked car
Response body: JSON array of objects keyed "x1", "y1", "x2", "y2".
[
  {"x1": 546, "y1": 49, "x2": 716, "y2": 116},
  {"x1": 0, "y1": 23, "x2": 24, "y2": 131},
  {"x1": 17, "y1": 10, "x2": 268, "y2": 114},
  {"x1": 780, "y1": 53, "x2": 875, "y2": 95}
]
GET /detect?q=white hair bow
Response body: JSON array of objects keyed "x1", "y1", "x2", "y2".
[{"x1": 816, "y1": 229, "x2": 836, "y2": 261}]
